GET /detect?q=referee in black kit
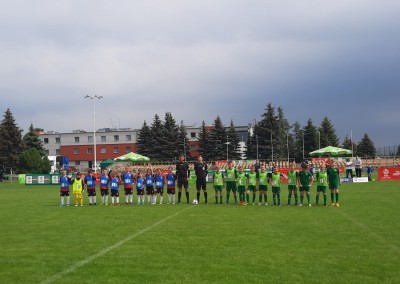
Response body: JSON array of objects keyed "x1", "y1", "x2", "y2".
[
  {"x1": 194, "y1": 155, "x2": 208, "y2": 204},
  {"x1": 176, "y1": 154, "x2": 190, "y2": 204}
]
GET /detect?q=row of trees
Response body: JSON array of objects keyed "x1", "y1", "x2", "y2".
[
  {"x1": 0, "y1": 109, "x2": 50, "y2": 174},
  {"x1": 136, "y1": 103, "x2": 379, "y2": 162},
  {"x1": 245, "y1": 102, "x2": 377, "y2": 161}
]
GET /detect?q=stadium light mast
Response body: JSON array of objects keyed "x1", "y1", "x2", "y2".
[
  {"x1": 84, "y1": 95, "x2": 103, "y2": 173},
  {"x1": 271, "y1": 133, "x2": 273, "y2": 162},
  {"x1": 302, "y1": 131, "x2": 305, "y2": 160},
  {"x1": 184, "y1": 137, "x2": 187, "y2": 162},
  {"x1": 318, "y1": 130, "x2": 321, "y2": 149},
  {"x1": 225, "y1": 135, "x2": 230, "y2": 161},
  {"x1": 287, "y1": 132, "x2": 289, "y2": 163}
]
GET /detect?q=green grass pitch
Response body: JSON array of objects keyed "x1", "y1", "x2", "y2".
[{"x1": 0, "y1": 180, "x2": 399, "y2": 283}]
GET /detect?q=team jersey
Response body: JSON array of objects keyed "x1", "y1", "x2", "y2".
[
  {"x1": 84, "y1": 175, "x2": 96, "y2": 189},
  {"x1": 225, "y1": 168, "x2": 237, "y2": 182},
  {"x1": 298, "y1": 171, "x2": 312, "y2": 187},
  {"x1": 146, "y1": 174, "x2": 154, "y2": 187},
  {"x1": 213, "y1": 172, "x2": 224, "y2": 186},
  {"x1": 166, "y1": 174, "x2": 176, "y2": 188},
  {"x1": 100, "y1": 175, "x2": 110, "y2": 189},
  {"x1": 237, "y1": 172, "x2": 246, "y2": 187},
  {"x1": 155, "y1": 175, "x2": 165, "y2": 189},
  {"x1": 316, "y1": 171, "x2": 328, "y2": 186},
  {"x1": 327, "y1": 168, "x2": 340, "y2": 184},
  {"x1": 123, "y1": 173, "x2": 133, "y2": 188},
  {"x1": 72, "y1": 178, "x2": 83, "y2": 194},
  {"x1": 136, "y1": 177, "x2": 144, "y2": 190},
  {"x1": 287, "y1": 170, "x2": 298, "y2": 186},
  {"x1": 59, "y1": 176, "x2": 70, "y2": 191},
  {"x1": 257, "y1": 171, "x2": 268, "y2": 186},
  {"x1": 247, "y1": 172, "x2": 257, "y2": 187},
  {"x1": 270, "y1": 172, "x2": 282, "y2": 187},
  {"x1": 110, "y1": 178, "x2": 120, "y2": 190}
]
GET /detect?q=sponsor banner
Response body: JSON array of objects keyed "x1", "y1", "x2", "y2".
[
  {"x1": 352, "y1": 177, "x2": 369, "y2": 183},
  {"x1": 378, "y1": 167, "x2": 400, "y2": 181},
  {"x1": 340, "y1": 177, "x2": 353, "y2": 183}
]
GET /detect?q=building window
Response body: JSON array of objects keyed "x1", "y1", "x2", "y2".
[
  {"x1": 44, "y1": 138, "x2": 49, "y2": 144},
  {"x1": 125, "y1": 147, "x2": 131, "y2": 153},
  {"x1": 190, "y1": 132, "x2": 196, "y2": 138},
  {"x1": 74, "y1": 148, "x2": 79, "y2": 154},
  {"x1": 101, "y1": 136, "x2": 106, "y2": 142},
  {"x1": 114, "y1": 135, "x2": 119, "y2": 142},
  {"x1": 75, "y1": 161, "x2": 80, "y2": 166},
  {"x1": 45, "y1": 149, "x2": 49, "y2": 155},
  {"x1": 126, "y1": 135, "x2": 131, "y2": 141},
  {"x1": 113, "y1": 147, "x2": 119, "y2": 154},
  {"x1": 75, "y1": 137, "x2": 80, "y2": 143},
  {"x1": 55, "y1": 137, "x2": 60, "y2": 143},
  {"x1": 101, "y1": 148, "x2": 106, "y2": 154},
  {"x1": 87, "y1": 148, "x2": 93, "y2": 154},
  {"x1": 88, "y1": 136, "x2": 93, "y2": 142},
  {"x1": 56, "y1": 149, "x2": 60, "y2": 155}
]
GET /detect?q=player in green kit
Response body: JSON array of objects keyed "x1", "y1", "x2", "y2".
[
  {"x1": 269, "y1": 166, "x2": 284, "y2": 206},
  {"x1": 236, "y1": 166, "x2": 247, "y2": 205},
  {"x1": 213, "y1": 166, "x2": 224, "y2": 204},
  {"x1": 257, "y1": 164, "x2": 269, "y2": 205},
  {"x1": 297, "y1": 162, "x2": 314, "y2": 206},
  {"x1": 327, "y1": 159, "x2": 341, "y2": 207},
  {"x1": 287, "y1": 162, "x2": 299, "y2": 206},
  {"x1": 246, "y1": 165, "x2": 257, "y2": 205},
  {"x1": 225, "y1": 161, "x2": 238, "y2": 204},
  {"x1": 315, "y1": 163, "x2": 328, "y2": 206}
]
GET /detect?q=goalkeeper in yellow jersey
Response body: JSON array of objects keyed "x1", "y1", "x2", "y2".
[{"x1": 72, "y1": 173, "x2": 85, "y2": 207}]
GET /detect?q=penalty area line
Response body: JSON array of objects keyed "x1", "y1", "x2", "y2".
[{"x1": 41, "y1": 206, "x2": 191, "y2": 284}]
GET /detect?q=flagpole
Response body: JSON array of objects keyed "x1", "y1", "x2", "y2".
[{"x1": 351, "y1": 130, "x2": 354, "y2": 158}]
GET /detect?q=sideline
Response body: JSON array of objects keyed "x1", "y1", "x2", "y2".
[
  {"x1": 41, "y1": 206, "x2": 192, "y2": 284},
  {"x1": 335, "y1": 209, "x2": 400, "y2": 254}
]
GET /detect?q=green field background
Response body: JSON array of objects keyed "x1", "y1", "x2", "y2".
[{"x1": 0, "y1": 181, "x2": 399, "y2": 283}]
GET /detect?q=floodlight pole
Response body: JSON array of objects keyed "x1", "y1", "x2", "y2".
[
  {"x1": 302, "y1": 132, "x2": 305, "y2": 160},
  {"x1": 184, "y1": 137, "x2": 187, "y2": 162},
  {"x1": 84, "y1": 95, "x2": 103, "y2": 173},
  {"x1": 287, "y1": 132, "x2": 289, "y2": 163},
  {"x1": 225, "y1": 135, "x2": 230, "y2": 161}
]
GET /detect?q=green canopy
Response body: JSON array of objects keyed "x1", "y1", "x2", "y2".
[
  {"x1": 114, "y1": 152, "x2": 150, "y2": 163},
  {"x1": 309, "y1": 146, "x2": 352, "y2": 157},
  {"x1": 100, "y1": 159, "x2": 114, "y2": 170}
]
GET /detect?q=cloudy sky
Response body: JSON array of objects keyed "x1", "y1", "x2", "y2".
[{"x1": 1, "y1": 0, "x2": 399, "y2": 148}]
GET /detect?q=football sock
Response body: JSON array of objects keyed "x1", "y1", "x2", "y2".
[
  {"x1": 197, "y1": 192, "x2": 200, "y2": 202},
  {"x1": 259, "y1": 194, "x2": 262, "y2": 203},
  {"x1": 252, "y1": 193, "x2": 256, "y2": 203},
  {"x1": 331, "y1": 193, "x2": 334, "y2": 203},
  {"x1": 226, "y1": 193, "x2": 230, "y2": 203},
  {"x1": 160, "y1": 196, "x2": 163, "y2": 204},
  {"x1": 323, "y1": 194, "x2": 327, "y2": 205},
  {"x1": 101, "y1": 196, "x2": 105, "y2": 204},
  {"x1": 154, "y1": 195, "x2": 157, "y2": 204},
  {"x1": 93, "y1": 196, "x2": 96, "y2": 204},
  {"x1": 294, "y1": 194, "x2": 298, "y2": 204},
  {"x1": 168, "y1": 194, "x2": 171, "y2": 203},
  {"x1": 316, "y1": 194, "x2": 319, "y2": 204},
  {"x1": 178, "y1": 192, "x2": 182, "y2": 202},
  {"x1": 147, "y1": 195, "x2": 150, "y2": 203},
  {"x1": 60, "y1": 196, "x2": 64, "y2": 205},
  {"x1": 215, "y1": 196, "x2": 218, "y2": 203},
  {"x1": 306, "y1": 194, "x2": 310, "y2": 204},
  {"x1": 300, "y1": 195, "x2": 304, "y2": 204},
  {"x1": 66, "y1": 196, "x2": 70, "y2": 205},
  {"x1": 288, "y1": 193, "x2": 292, "y2": 204},
  {"x1": 264, "y1": 194, "x2": 268, "y2": 203},
  {"x1": 116, "y1": 197, "x2": 119, "y2": 204},
  {"x1": 204, "y1": 192, "x2": 208, "y2": 203},
  {"x1": 172, "y1": 195, "x2": 175, "y2": 203},
  {"x1": 246, "y1": 194, "x2": 249, "y2": 203},
  {"x1": 130, "y1": 195, "x2": 133, "y2": 203},
  {"x1": 105, "y1": 195, "x2": 108, "y2": 204},
  {"x1": 277, "y1": 193, "x2": 280, "y2": 204},
  {"x1": 186, "y1": 192, "x2": 189, "y2": 203},
  {"x1": 111, "y1": 197, "x2": 115, "y2": 204},
  {"x1": 335, "y1": 193, "x2": 339, "y2": 203},
  {"x1": 234, "y1": 195, "x2": 237, "y2": 202},
  {"x1": 273, "y1": 194, "x2": 276, "y2": 204},
  {"x1": 220, "y1": 196, "x2": 223, "y2": 203}
]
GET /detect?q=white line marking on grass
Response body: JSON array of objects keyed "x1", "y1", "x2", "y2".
[
  {"x1": 41, "y1": 206, "x2": 191, "y2": 284},
  {"x1": 335, "y1": 209, "x2": 400, "y2": 254}
]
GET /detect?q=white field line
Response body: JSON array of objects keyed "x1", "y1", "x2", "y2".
[
  {"x1": 335, "y1": 209, "x2": 400, "y2": 254},
  {"x1": 41, "y1": 206, "x2": 191, "y2": 284}
]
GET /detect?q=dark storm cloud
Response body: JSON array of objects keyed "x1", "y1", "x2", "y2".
[{"x1": 0, "y1": 0, "x2": 399, "y2": 146}]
